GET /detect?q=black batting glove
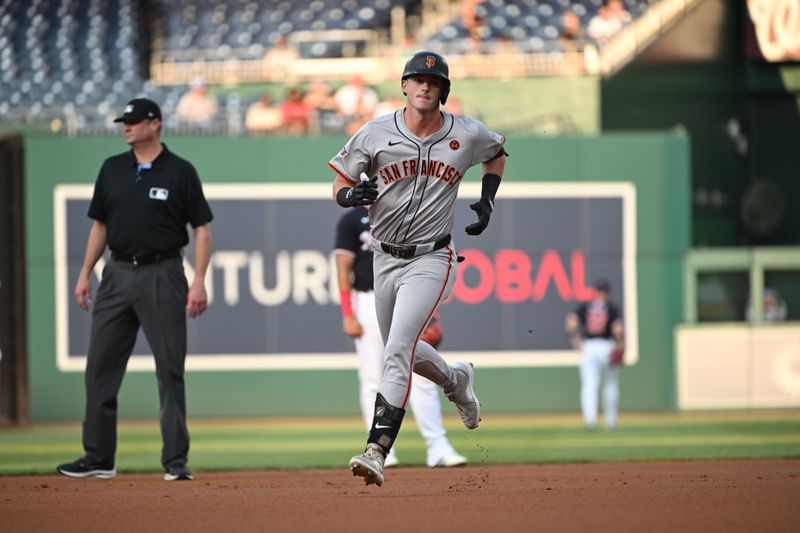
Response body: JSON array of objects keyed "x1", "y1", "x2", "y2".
[
  {"x1": 338, "y1": 175, "x2": 379, "y2": 207},
  {"x1": 465, "y1": 197, "x2": 494, "y2": 235},
  {"x1": 350, "y1": 175, "x2": 379, "y2": 206}
]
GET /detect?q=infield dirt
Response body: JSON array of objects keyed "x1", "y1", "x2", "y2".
[{"x1": 1, "y1": 460, "x2": 798, "y2": 532}]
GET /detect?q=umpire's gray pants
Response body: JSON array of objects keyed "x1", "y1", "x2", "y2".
[{"x1": 83, "y1": 256, "x2": 190, "y2": 469}]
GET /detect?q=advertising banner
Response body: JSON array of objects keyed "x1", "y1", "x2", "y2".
[{"x1": 54, "y1": 182, "x2": 637, "y2": 371}]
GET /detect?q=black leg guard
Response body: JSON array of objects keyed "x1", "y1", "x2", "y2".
[{"x1": 366, "y1": 393, "x2": 406, "y2": 455}]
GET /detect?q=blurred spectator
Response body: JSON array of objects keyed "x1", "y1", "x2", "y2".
[
  {"x1": 280, "y1": 87, "x2": 312, "y2": 135},
  {"x1": 305, "y1": 79, "x2": 337, "y2": 111},
  {"x1": 245, "y1": 94, "x2": 283, "y2": 135},
  {"x1": 746, "y1": 288, "x2": 788, "y2": 323},
  {"x1": 461, "y1": 0, "x2": 485, "y2": 32},
  {"x1": 560, "y1": 11, "x2": 585, "y2": 53},
  {"x1": 175, "y1": 78, "x2": 218, "y2": 126},
  {"x1": 555, "y1": 11, "x2": 587, "y2": 76},
  {"x1": 334, "y1": 75, "x2": 379, "y2": 135},
  {"x1": 608, "y1": 0, "x2": 632, "y2": 25},
  {"x1": 262, "y1": 34, "x2": 299, "y2": 82},
  {"x1": 374, "y1": 94, "x2": 404, "y2": 118},
  {"x1": 461, "y1": 0, "x2": 487, "y2": 54},
  {"x1": 587, "y1": 1, "x2": 626, "y2": 44},
  {"x1": 444, "y1": 96, "x2": 463, "y2": 116},
  {"x1": 304, "y1": 79, "x2": 342, "y2": 133}
]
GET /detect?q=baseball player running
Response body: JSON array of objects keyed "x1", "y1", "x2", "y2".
[
  {"x1": 329, "y1": 51, "x2": 507, "y2": 486},
  {"x1": 335, "y1": 206, "x2": 468, "y2": 468}
]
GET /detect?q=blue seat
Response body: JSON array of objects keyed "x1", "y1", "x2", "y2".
[{"x1": 424, "y1": 0, "x2": 652, "y2": 54}]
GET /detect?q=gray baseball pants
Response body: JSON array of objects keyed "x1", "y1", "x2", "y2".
[
  {"x1": 82, "y1": 256, "x2": 190, "y2": 469},
  {"x1": 373, "y1": 246, "x2": 458, "y2": 409}
]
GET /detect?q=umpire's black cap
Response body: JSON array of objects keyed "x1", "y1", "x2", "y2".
[{"x1": 113, "y1": 98, "x2": 162, "y2": 123}]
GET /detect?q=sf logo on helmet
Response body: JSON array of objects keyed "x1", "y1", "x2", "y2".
[{"x1": 425, "y1": 55, "x2": 437, "y2": 68}]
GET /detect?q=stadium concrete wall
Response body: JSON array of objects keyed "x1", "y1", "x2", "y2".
[{"x1": 24, "y1": 131, "x2": 689, "y2": 420}]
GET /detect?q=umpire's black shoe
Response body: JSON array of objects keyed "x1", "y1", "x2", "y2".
[
  {"x1": 57, "y1": 456, "x2": 116, "y2": 479},
  {"x1": 164, "y1": 465, "x2": 194, "y2": 481}
]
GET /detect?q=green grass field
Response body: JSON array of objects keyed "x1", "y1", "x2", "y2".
[{"x1": 1, "y1": 410, "x2": 798, "y2": 476}]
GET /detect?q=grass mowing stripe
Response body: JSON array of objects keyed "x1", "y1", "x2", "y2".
[
  {"x1": 2, "y1": 411, "x2": 799, "y2": 475},
  {"x1": 466, "y1": 434, "x2": 800, "y2": 446}
]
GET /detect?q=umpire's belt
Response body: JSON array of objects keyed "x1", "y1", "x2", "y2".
[
  {"x1": 111, "y1": 249, "x2": 181, "y2": 266},
  {"x1": 375, "y1": 234, "x2": 450, "y2": 259}
]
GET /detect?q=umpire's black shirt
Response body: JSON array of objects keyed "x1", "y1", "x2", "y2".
[{"x1": 88, "y1": 143, "x2": 213, "y2": 254}]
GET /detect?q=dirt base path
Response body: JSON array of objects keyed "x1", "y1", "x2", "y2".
[{"x1": 1, "y1": 460, "x2": 798, "y2": 533}]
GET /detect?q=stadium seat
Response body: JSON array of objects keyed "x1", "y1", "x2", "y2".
[
  {"x1": 424, "y1": 0, "x2": 652, "y2": 55},
  {"x1": 0, "y1": 0, "x2": 655, "y2": 135}
]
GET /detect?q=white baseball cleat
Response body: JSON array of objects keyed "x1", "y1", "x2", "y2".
[
  {"x1": 384, "y1": 450, "x2": 400, "y2": 468},
  {"x1": 349, "y1": 443, "x2": 386, "y2": 486},
  {"x1": 446, "y1": 361, "x2": 481, "y2": 429},
  {"x1": 432, "y1": 451, "x2": 468, "y2": 468}
]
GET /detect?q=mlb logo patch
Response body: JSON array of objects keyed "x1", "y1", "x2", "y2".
[{"x1": 149, "y1": 187, "x2": 169, "y2": 201}]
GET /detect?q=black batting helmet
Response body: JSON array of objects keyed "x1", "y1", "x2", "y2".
[
  {"x1": 401, "y1": 51, "x2": 451, "y2": 105},
  {"x1": 593, "y1": 280, "x2": 611, "y2": 293}
]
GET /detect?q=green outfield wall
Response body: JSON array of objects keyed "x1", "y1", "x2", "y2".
[{"x1": 24, "y1": 131, "x2": 689, "y2": 420}]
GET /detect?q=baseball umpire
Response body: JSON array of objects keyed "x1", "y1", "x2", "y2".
[
  {"x1": 57, "y1": 98, "x2": 213, "y2": 481},
  {"x1": 329, "y1": 51, "x2": 507, "y2": 486}
]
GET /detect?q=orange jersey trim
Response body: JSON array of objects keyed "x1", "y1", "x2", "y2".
[{"x1": 328, "y1": 162, "x2": 357, "y2": 184}]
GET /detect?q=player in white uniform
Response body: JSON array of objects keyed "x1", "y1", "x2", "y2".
[
  {"x1": 329, "y1": 51, "x2": 507, "y2": 486},
  {"x1": 565, "y1": 280, "x2": 625, "y2": 431},
  {"x1": 335, "y1": 206, "x2": 468, "y2": 468}
]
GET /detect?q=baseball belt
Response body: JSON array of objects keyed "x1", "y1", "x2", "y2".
[
  {"x1": 374, "y1": 234, "x2": 451, "y2": 259},
  {"x1": 111, "y1": 249, "x2": 181, "y2": 266}
]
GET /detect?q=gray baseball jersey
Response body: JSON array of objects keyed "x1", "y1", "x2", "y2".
[
  {"x1": 329, "y1": 108, "x2": 504, "y2": 415},
  {"x1": 328, "y1": 109, "x2": 505, "y2": 245}
]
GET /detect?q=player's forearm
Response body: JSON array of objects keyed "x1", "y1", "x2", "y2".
[
  {"x1": 564, "y1": 313, "x2": 579, "y2": 335},
  {"x1": 482, "y1": 154, "x2": 506, "y2": 179},
  {"x1": 332, "y1": 175, "x2": 352, "y2": 203},
  {"x1": 334, "y1": 254, "x2": 356, "y2": 318},
  {"x1": 79, "y1": 221, "x2": 108, "y2": 277},
  {"x1": 612, "y1": 320, "x2": 624, "y2": 344},
  {"x1": 335, "y1": 255, "x2": 355, "y2": 292},
  {"x1": 480, "y1": 155, "x2": 505, "y2": 203},
  {"x1": 191, "y1": 224, "x2": 212, "y2": 286}
]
